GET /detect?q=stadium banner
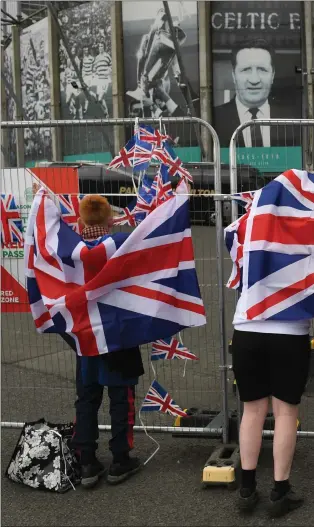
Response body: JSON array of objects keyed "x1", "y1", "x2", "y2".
[
  {"x1": 58, "y1": 1, "x2": 113, "y2": 163},
  {"x1": 20, "y1": 17, "x2": 52, "y2": 165},
  {"x1": 211, "y1": 1, "x2": 303, "y2": 174},
  {"x1": 122, "y1": 1, "x2": 200, "y2": 155}
]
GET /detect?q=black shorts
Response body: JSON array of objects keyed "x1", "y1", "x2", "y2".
[{"x1": 232, "y1": 329, "x2": 311, "y2": 405}]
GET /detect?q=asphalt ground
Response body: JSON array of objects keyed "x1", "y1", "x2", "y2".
[
  {"x1": 2, "y1": 429, "x2": 314, "y2": 527},
  {"x1": 2, "y1": 226, "x2": 314, "y2": 526}
]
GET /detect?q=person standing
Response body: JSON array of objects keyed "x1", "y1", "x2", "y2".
[
  {"x1": 81, "y1": 46, "x2": 95, "y2": 114},
  {"x1": 93, "y1": 42, "x2": 111, "y2": 117},
  {"x1": 227, "y1": 182, "x2": 311, "y2": 517}
]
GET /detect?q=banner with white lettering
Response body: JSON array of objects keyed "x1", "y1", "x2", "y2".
[{"x1": 211, "y1": 1, "x2": 302, "y2": 173}]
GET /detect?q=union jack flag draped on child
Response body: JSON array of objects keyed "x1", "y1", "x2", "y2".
[
  {"x1": 225, "y1": 169, "x2": 314, "y2": 321},
  {"x1": 25, "y1": 180, "x2": 206, "y2": 357}
]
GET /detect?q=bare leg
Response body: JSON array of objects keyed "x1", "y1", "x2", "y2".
[
  {"x1": 272, "y1": 396, "x2": 299, "y2": 481},
  {"x1": 240, "y1": 397, "x2": 269, "y2": 470}
]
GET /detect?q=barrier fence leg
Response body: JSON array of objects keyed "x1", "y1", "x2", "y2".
[{"x1": 202, "y1": 196, "x2": 240, "y2": 489}]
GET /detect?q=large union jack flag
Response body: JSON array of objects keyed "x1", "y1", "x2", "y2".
[
  {"x1": 231, "y1": 191, "x2": 256, "y2": 211},
  {"x1": 141, "y1": 380, "x2": 186, "y2": 417},
  {"x1": 1, "y1": 194, "x2": 24, "y2": 246},
  {"x1": 225, "y1": 169, "x2": 314, "y2": 321},
  {"x1": 151, "y1": 337, "x2": 198, "y2": 361},
  {"x1": 25, "y1": 182, "x2": 206, "y2": 356}
]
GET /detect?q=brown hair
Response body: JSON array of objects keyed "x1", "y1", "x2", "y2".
[{"x1": 79, "y1": 195, "x2": 112, "y2": 226}]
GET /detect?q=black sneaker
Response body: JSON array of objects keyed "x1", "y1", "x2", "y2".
[
  {"x1": 107, "y1": 457, "x2": 141, "y2": 485},
  {"x1": 237, "y1": 488, "x2": 259, "y2": 512},
  {"x1": 268, "y1": 488, "x2": 304, "y2": 517},
  {"x1": 81, "y1": 459, "x2": 106, "y2": 489}
]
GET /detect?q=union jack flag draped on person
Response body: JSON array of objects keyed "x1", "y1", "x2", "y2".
[
  {"x1": 141, "y1": 380, "x2": 187, "y2": 417},
  {"x1": 25, "y1": 182, "x2": 206, "y2": 356},
  {"x1": 231, "y1": 191, "x2": 256, "y2": 211},
  {"x1": 1, "y1": 194, "x2": 24, "y2": 246},
  {"x1": 225, "y1": 169, "x2": 314, "y2": 321},
  {"x1": 151, "y1": 337, "x2": 198, "y2": 361}
]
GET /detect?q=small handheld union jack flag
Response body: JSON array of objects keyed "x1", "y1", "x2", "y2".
[
  {"x1": 151, "y1": 337, "x2": 198, "y2": 361},
  {"x1": 153, "y1": 142, "x2": 193, "y2": 183},
  {"x1": 141, "y1": 380, "x2": 186, "y2": 417},
  {"x1": 112, "y1": 202, "x2": 139, "y2": 227},
  {"x1": 1, "y1": 194, "x2": 24, "y2": 246},
  {"x1": 108, "y1": 138, "x2": 136, "y2": 169},
  {"x1": 133, "y1": 138, "x2": 154, "y2": 172},
  {"x1": 155, "y1": 164, "x2": 173, "y2": 205},
  {"x1": 137, "y1": 125, "x2": 169, "y2": 149}
]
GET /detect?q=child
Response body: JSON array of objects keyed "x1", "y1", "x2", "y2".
[{"x1": 70, "y1": 195, "x2": 144, "y2": 488}]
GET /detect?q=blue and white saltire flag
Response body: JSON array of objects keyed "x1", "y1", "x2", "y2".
[
  {"x1": 141, "y1": 380, "x2": 186, "y2": 417},
  {"x1": 225, "y1": 169, "x2": 314, "y2": 321},
  {"x1": 25, "y1": 181, "x2": 206, "y2": 356}
]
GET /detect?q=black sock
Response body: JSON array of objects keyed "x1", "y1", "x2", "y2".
[
  {"x1": 272, "y1": 480, "x2": 291, "y2": 499},
  {"x1": 240, "y1": 469, "x2": 257, "y2": 496}
]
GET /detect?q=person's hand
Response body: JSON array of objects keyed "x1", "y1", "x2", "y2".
[
  {"x1": 32, "y1": 182, "x2": 50, "y2": 199},
  {"x1": 32, "y1": 183, "x2": 40, "y2": 195}
]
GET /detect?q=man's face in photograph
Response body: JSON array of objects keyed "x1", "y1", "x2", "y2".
[
  {"x1": 232, "y1": 48, "x2": 275, "y2": 108},
  {"x1": 98, "y1": 43, "x2": 105, "y2": 54}
]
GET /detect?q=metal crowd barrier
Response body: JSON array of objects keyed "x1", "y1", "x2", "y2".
[
  {"x1": 1, "y1": 117, "x2": 231, "y2": 443},
  {"x1": 228, "y1": 118, "x2": 314, "y2": 438}
]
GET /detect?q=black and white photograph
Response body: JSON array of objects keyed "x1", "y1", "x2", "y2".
[
  {"x1": 212, "y1": 1, "x2": 302, "y2": 148},
  {"x1": 20, "y1": 17, "x2": 52, "y2": 162},
  {"x1": 58, "y1": 1, "x2": 113, "y2": 160},
  {"x1": 59, "y1": 1, "x2": 112, "y2": 121},
  {"x1": 3, "y1": 42, "x2": 17, "y2": 166},
  {"x1": 122, "y1": 1, "x2": 200, "y2": 120}
]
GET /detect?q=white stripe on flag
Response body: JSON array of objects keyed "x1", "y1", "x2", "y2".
[{"x1": 98, "y1": 288, "x2": 206, "y2": 327}]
